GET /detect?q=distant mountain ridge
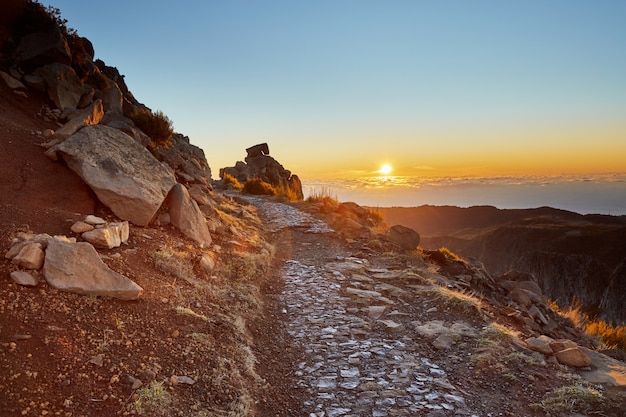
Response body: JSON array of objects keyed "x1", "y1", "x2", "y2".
[{"x1": 376, "y1": 205, "x2": 626, "y2": 324}]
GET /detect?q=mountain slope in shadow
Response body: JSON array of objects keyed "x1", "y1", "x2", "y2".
[{"x1": 377, "y1": 205, "x2": 626, "y2": 324}]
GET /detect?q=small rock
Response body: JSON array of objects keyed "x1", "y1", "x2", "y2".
[
  {"x1": 89, "y1": 354, "x2": 104, "y2": 367},
  {"x1": 432, "y1": 334, "x2": 455, "y2": 350},
  {"x1": 84, "y1": 215, "x2": 106, "y2": 225},
  {"x1": 11, "y1": 242, "x2": 45, "y2": 270},
  {"x1": 71, "y1": 221, "x2": 94, "y2": 233},
  {"x1": 199, "y1": 253, "x2": 215, "y2": 272},
  {"x1": 175, "y1": 375, "x2": 195, "y2": 385},
  {"x1": 10, "y1": 271, "x2": 38, "y2": 286},
  {"x1": 368, "y1": 306, "x2": 386, "y2": 320},
  {"x1": 378, "y1": 319, "x2": 404, "y2": 332}
]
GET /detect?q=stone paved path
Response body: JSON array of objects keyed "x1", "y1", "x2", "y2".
[{"x1": 247, "y1": 197, "x2": 478, "y2": 417}]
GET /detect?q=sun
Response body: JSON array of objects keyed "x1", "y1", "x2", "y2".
[{"x1": 379, "y1": 164, "x2": 393, "y2": 175}]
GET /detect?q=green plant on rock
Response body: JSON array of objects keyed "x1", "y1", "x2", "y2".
[{"x1": 130, "y1": 108, "x2": 174, "y2": 149}]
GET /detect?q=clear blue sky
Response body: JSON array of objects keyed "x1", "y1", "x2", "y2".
[{"x1": 47, "y1": 0, "x2": 626, "y2": 179}]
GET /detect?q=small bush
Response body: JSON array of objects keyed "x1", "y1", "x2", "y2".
[
  {"x1": 242, "y1": 178, "x2": 276, "y2": 196},
  {"x1": 130, "y1": 108, "x2": 174, "y2": 148},
  {"x1": 222, "y1": 173, "x2": 243, "y2": 190}
]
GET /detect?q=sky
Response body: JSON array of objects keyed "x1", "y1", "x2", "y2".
[{"x1": 43, "y1": 1, "x2": 626, "y2": 212}]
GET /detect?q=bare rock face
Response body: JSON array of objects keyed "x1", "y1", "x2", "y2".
[
  {"x1": 166, "y1": 183, "x2": 212, "y2": 247},
  {"x1": 14, "y1": 29, "x2": 72, "y2": 71},
  {"x1": 51, "y1": 125, "x2": 177, "y2": 226},
  {"x1": 43, "y1": 239, "x2": 143, "y2": 300},
  {"x1": 154, "y1": 134, "x2": 212, "y2": 185}
]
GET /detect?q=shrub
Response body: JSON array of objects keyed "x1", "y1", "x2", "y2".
[
  {"x1": 242, "y1": 178, "x2": 276, "y2": 196},
  {"x1": 130, "y1": 108, "x2": 174, "y2": 148},
  {"x1": 13, "y1": 2, "x2": 76, "y2": 38}
]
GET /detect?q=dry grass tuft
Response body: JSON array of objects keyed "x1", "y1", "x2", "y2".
[
  {"x1": 532, "y1": 384, "x2": 608, "y2": 416},
  {"x1": 130, "y1": 381, "x2": 172, "y2": 415},
  {"x1": 223, "y1": 173, "x2": 243, "y2": 190},
  {"x1": 550, "y1": 301, "x2": 626, "y2": 351},
  {"x1": 431, "y1": 285, "x2": 483, "y2": 316}
]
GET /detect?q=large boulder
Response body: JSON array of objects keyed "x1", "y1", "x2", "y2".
[
  {"x1": 51, "y1": 125, "x2": 177, "y2": 226},
  {"x1": 166, "y1": 184, "x2": 212, "y2": 247},
  {"x1": 36, "y1": 62, "x2": 86, "y2": 110},
  {"x1": 387, "y1": 225, "x2": 420, "y2": 251},
  {"x1": 43, "y1": 239, "x2": 143, "y2": 300}
]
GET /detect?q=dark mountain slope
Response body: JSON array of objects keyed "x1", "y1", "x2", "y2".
[{"x1": 378, "y1": 205, "x2": 626, "y2": 324}]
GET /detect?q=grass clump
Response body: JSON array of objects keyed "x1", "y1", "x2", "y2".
[
  {"x1": 551, "y1": 301, "x2": 626, "y2": 352},
  {"x1": 479, "y1": 322, "x2": 520, "y2": 347},
  {"x1": 242, "y1": 178, "x2": 276, "y2": 196},
  {"x1": 130, "y1": 108, "x2": 174, "y2": 148},
  {"x1": 153, "y1": 247, "x2": 198, "y2": 286},
  {"x1": 307, "y1": 187, "x2": 339, "y2": 207},
  {"x1": 585, "y1": 320, "x2": 626, "y2": 351},
  {"x1": 533, "y1": 384, "x2": 608, "y2": 417},
  {"x1": 223, "y1": 173, "x2": 243, "y2": 190},
  {"x1": 431, "y1": 285, "x2": 483, "y2": 316},
  {"x1": 130, "y1": 381, "x2": 172, "y2": 415},
  {"x1": 439, "y1": 246, "x2": 464, "y2": 262}
]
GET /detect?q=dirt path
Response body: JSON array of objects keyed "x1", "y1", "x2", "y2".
[{"x1": 247, "y1": 198, "x2": 480, "y2": 417}]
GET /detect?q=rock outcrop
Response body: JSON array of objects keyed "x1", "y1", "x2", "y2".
[
  {"x1": 51, "y1": 125, "x2": 177, "y2": 226},
  {"x1": 219, "y1": 143, "x2": 304, "y2": 200},
  {"x1": 154, "y1": 133, "x2": 212, "y2": 186}
]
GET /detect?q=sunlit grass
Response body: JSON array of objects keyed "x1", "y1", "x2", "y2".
[{"x1": 550, "y1": 300, "x2": 626, "y2": 351}]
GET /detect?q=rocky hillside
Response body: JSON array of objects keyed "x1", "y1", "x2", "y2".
[{"x1": 378, "y1": 205, "x2": 626, "y2": 324}]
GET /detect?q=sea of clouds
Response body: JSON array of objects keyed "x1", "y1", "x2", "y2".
[{"x1": 303, "y1": 173, "x2": 626, "y2": 216}]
